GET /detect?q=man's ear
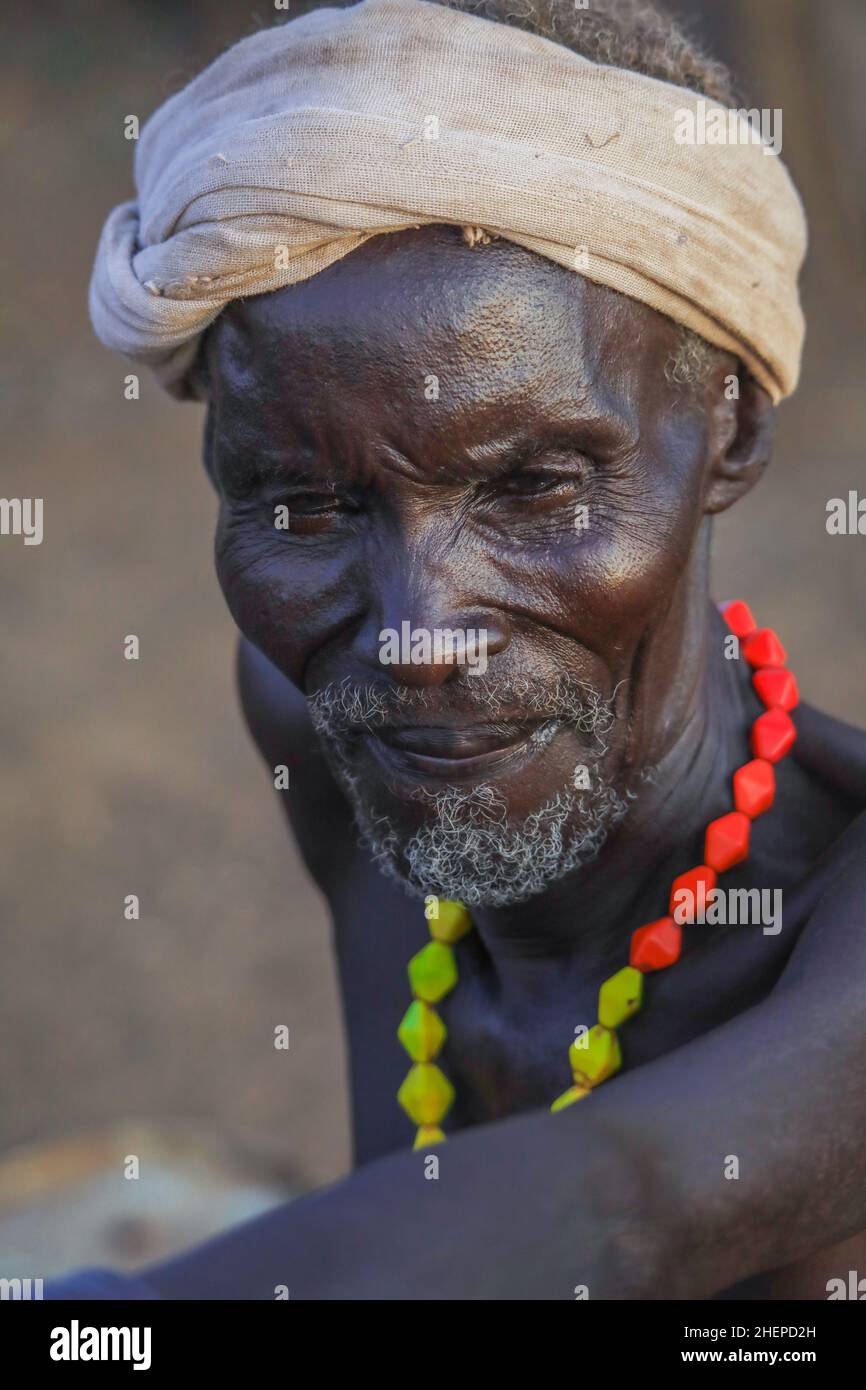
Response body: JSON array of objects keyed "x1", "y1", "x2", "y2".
[{"x1": 703, "y1": 370, "x2": 775, "y2": 515}]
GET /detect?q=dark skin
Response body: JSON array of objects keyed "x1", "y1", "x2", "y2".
[{"x1": 145, "y1": 226, "x2": 866, "y2": 1299}]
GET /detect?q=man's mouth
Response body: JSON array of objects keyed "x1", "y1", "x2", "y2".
[{"x1": 366, "y1": 720, "x2": 550, "y2": 781}]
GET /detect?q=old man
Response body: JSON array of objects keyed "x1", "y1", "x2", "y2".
[{"x1": 53, "y1": 0, "x2": 866, "y2": 1299}]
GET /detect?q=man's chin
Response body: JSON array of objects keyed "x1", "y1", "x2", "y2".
[
  {"x1": 308, "y1": 679, "x2": 629, "y2": 904},
  {"x1": 346, "y1": 768, "x2": 632, "y2": 908}
]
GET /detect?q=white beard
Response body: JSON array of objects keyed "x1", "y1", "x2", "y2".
[
  {"x1": 354, "y1": 769, "x2": 630, "y2": 906},
  {"x1": 308, "y1": 676, "x2": 630, "y2": 906}
]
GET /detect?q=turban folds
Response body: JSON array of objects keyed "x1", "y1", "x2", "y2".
[{"x1": 90, "y1": 0, "x2": 807, "y2": 402}]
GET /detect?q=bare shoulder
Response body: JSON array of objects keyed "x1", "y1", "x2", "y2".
[
  {"x1": 235, "y1": 636, "x2": 357, "y2": 889},
  {"x1": 794, "y1": 701, "x2": 866, "y2": 809}
]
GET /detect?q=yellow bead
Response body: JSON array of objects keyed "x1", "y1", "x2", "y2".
[
  {"x1": 598, "y1": 965, "x2": 644, "y2": 1029},
  {"x1": 398, "y1": 1063, "x2": 455, "y2": 1125},
  {"x1": 550, "y1": 1084, "x2": 591, "y2": 1113},
  {"x1": 568, "y1": 1024, "x2": 621, "y2": 1086},
  {"x1": 413, "y1": 1125, "x2": 446, "y2": 1150},
  {"x1": 428, "y1": 899, "x2": 473, "y2": 944},
  {"x1": 408, "y1": 941, "x2": 458, "y2": 1003},
  {"x1": 398, "y1": 1000, "x2": 447, "y2": 1062}
]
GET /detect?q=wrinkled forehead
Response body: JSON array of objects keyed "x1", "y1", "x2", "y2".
[{"x1": 203, "y1": 225, "x2": 686, "y2": 442}]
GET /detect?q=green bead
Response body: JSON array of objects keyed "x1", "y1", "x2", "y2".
[
  {"x1": 398, "y1": 1000, "x2": 447, "y2": 1062},
  {"x1": 568, "y1": 1024, "x2": 621, "y2": 1086},
  {"x1": 413, "y1": 1125, "x2": 446, "y2": 1150},
  {"x1": 408, "y1": 940, "x2": 458, "y2": 1003},
  {"x1": 550, "y1": 1084, "x2": 591, "y2": 1113},
  {"x1": 428, "y1": 899, "x2": 473, "y2": 944},
  {"x1": 398, "y1": 1063, "x2": 455, "y2": 1125},
  {"x1": 598, "y1": 965, "x2": 644, "y2": 1029}
]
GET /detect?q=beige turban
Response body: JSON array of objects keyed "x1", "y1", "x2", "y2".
[{"x1": 90, "y1": 0, "x2": 807, "y2": 402}]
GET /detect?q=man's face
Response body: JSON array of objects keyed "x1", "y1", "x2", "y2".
[{"x1": 205, "y1": 226, "x2": 727, "y2": 905}]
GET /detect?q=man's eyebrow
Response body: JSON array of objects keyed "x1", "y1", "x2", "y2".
[{"x1": 463, "y1": 414, "x2": 634, "y2": 470}]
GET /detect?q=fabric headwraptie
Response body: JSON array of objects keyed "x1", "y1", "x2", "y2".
[{"x1": 90, "y1": 0, "x2": 807, "y2": 402}]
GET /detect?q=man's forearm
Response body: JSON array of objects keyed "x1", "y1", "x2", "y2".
[
  {"x1": 145, "y1": 834, "x2": 866, "y2": 1300},
  {"x1": 610, "y1": 837, "x2": 866, "y2": 1298},
  {"x1": 143, "y1": 1099, "x2": 664, "y2": 1299}
]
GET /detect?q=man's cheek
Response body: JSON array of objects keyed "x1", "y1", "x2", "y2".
[
  {"x1": 570, "y1": 494, "x2": 700, "y2": 620},
  {"x1": 214, "y1": 524, "x2": 363, "y2": 686},
  {"x1": 499, "y1": 511, "x2": 685, "y2": 655}
]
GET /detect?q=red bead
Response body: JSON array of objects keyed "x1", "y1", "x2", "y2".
[
  {"x1": 733, "y1": 758, "x2": 775, "y2": 817},
  {"x1": 743, "y1": 628, "x2": 787, "y2": 669},
  {"x1": 751, "y1": 708, "x2": 796, "y2": 763},
  {"x1": 630, "y1": 916, "x2": 682, "y2": 972},
  {"x1": 722, "y1": 600, "x2": 757, "y2": 639},
  {"x1": 704, "y1": 811, "x2": 751, "y2": 872},
  {"x1": 753, "y1": 667, "x2": 799, "y2": 711},
  {"x1": 669, "y1": 865, "x2": 717, "y2": 921}
]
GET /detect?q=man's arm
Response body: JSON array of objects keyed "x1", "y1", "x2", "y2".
[{"x1": 141, "y1": 817, "x2": 866, "y2": 1299}]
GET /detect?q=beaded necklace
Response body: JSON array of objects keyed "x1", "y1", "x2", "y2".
[{"x1": 396, "y1": 601, "x2": 799, "y2": 1149}]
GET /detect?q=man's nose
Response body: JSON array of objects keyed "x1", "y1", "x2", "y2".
[{"x1": 376, "y1": 611, "x2": 511, "y2": 688}]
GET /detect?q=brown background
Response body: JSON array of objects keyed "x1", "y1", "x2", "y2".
[{"x1": 0, "y1": 0, "x2": 863, "y2": 1256}]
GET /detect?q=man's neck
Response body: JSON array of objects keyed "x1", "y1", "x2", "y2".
[{"x1": 467, "y1": 603, "x2": 747, "y2": 996}]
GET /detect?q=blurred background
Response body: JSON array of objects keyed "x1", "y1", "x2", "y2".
[{"x1": 0, "y1": 0, "x2": 863, "y2": 1279}]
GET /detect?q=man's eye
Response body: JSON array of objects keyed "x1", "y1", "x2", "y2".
[
  {"x1": 283, "y1": 491, "x2": 354, "y2": 516},
  {"x1": 495, "y1": 468, "x2": 587, "y2": 501},
  {"x1": 501, "y1": 471, "x2": 564, "y2": 496}
]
